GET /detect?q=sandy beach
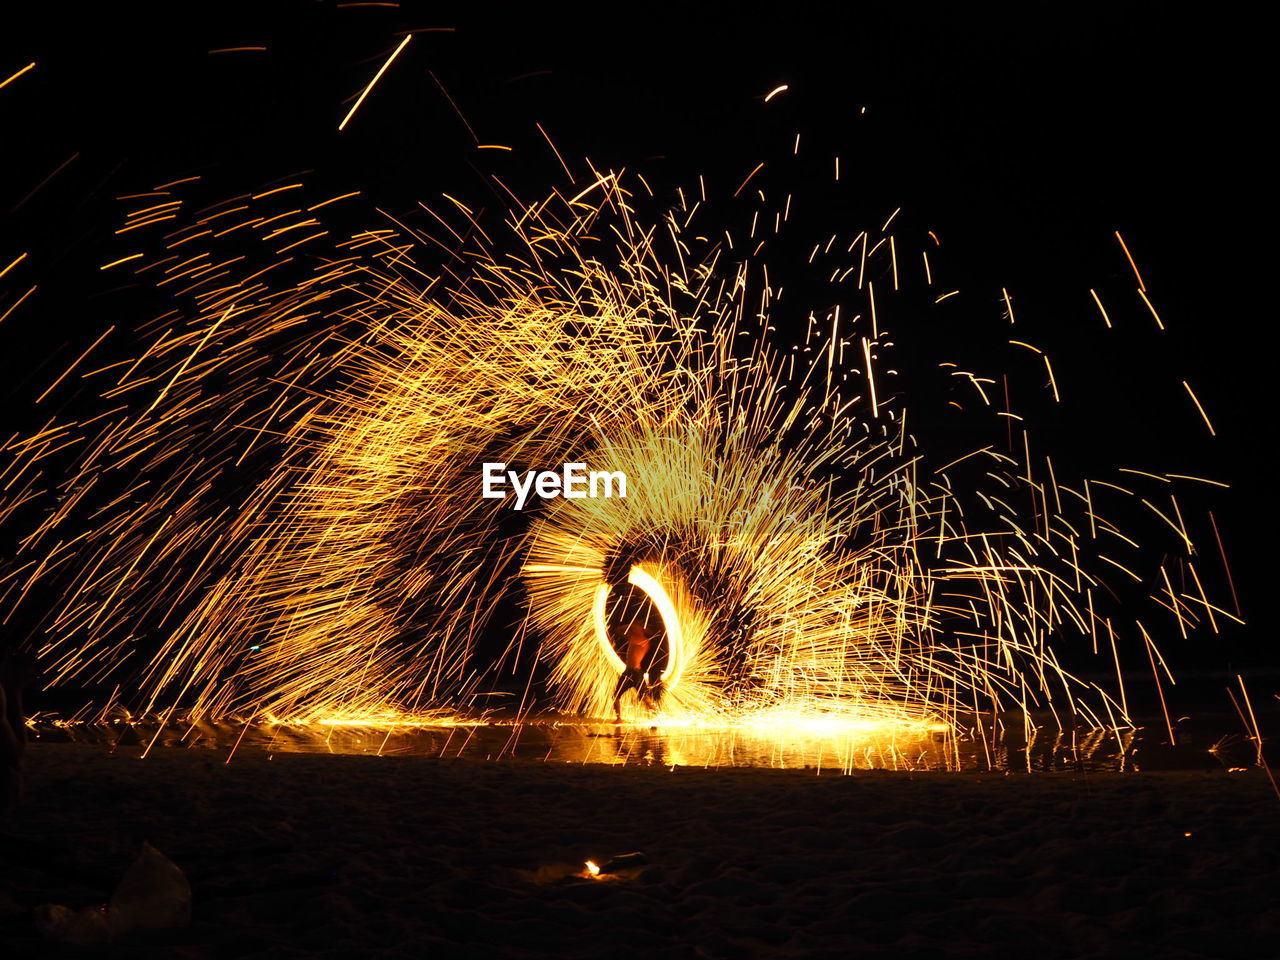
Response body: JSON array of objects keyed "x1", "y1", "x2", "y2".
[{"x1": 1, "y1": 742, "x2": 1277, "y2": 958}]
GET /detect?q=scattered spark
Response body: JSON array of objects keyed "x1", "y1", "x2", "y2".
[
  {"x1": 0, "y1": 284, "x2": 37, "y2": 326},
  {"x1": 1165, "y1": 473, "x2": 1228, "y2": 488},
  {"x1": 396, "y1": 27, "x2": 458, "y2": 36},
  {"x1": 35, "y1": 326, "x2": 115, "y2": 404},
  {"x1": 1207, "y1": 511, "x2": 1241, "y2": 617},
  {"x1": 1043, "y1": 355, "x2": 1060, "y2": 402},
  {"x1": 338, "y1": 35, "x2": 413, "y2": 132},
  {"x1": 1138, "y1": 288, "x2": 1165, "y2": 330},
  {"x1": 1089, "y1": 288, "x2": 1112, "y2": 328},
  {"x1": 1234, "y1": 676, "x2": 1279, "y2": 800},
  {"x1": 1181, "y1": 381, "x2": 1216, "y2": 436},
  {"x1": 252, "y1": 184, "x2": 304, "y2": 200},
  {"x1": 11, "y1": 152, "x2": 80, "y2": 212},
  {"x1": 733, "y1": 162, "x2": 765, "y2": 197},
  {"x1": 0, "y1": 252, "x2": 27, "y2": 281},
  {"x1": 1114, "y1": 230, "x2": 1147, "y2": 291},
  {"x1": 429, "y1": 69, "x2": 479, "y2": 143},
  {"x1": 99, "y1": 253, "x2": 145, "y2": 271},
  {"x1": 0, "y1": 61, "x2": 36, "y2": 92},
  {"x1": 307, "y1": 190, "x2": 362, "y2": 211}
]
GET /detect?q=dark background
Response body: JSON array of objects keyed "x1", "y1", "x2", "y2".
[{"x1": 0, "y1": 2, "x2": 1271, "y2": 683}]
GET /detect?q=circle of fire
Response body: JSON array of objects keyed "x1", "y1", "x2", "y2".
[{"x1": 590, "y1": 567, "x2": 686, "y2": 689}]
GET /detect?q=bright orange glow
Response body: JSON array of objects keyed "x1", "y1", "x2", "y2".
[{"x1": 0, "y1": 162, "x2": 1229, "y2": 741}]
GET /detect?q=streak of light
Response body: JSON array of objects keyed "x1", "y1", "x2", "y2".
[{"x1": 338, "y1": 35, "x2": 413, "y2": 132}]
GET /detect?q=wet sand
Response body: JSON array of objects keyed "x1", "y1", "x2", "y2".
[{"x1": 2, "y1": 742, "x2": 1277, "y2": 958}]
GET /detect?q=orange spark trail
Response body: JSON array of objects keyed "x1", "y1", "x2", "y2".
[
  {"x1": 1181, "y1": 380, "x2": 1216, "y2": 436},
  {"x1": 0, "y1": 61, "x2": 36, "y2": 92},
  {"x1": 338, "y1": 35, "x2": 413, "y2": 132}
]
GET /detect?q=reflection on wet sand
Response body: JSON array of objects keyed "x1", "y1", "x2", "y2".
[{"x1": 34, "y1": 715, "x2": 1144, "y2": 773}]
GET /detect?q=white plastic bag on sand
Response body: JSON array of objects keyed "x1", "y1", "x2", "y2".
[
  {"x1": 37, "y1": 841, "x2": 191, "y2": 945},
  {"x1": 108, "y1": 841, "x2": 192, "y2": 934}
]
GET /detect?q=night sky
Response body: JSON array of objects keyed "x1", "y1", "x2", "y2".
[{"x1": 1, "y1": 2, "x2": 1271, "y2": 680}]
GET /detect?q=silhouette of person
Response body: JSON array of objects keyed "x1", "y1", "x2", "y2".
[{"x1": 612, "y1": 621, "x2": 652, "y2": 721}]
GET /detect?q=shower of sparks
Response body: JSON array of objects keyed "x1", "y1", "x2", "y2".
[{"x1": 0, "y1": 162, "x2": 1230, "y2": 739}]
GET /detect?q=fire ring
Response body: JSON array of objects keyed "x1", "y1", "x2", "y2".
[{"x1": 591, "y1": 565, "x2": 685, "y2": 690}]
